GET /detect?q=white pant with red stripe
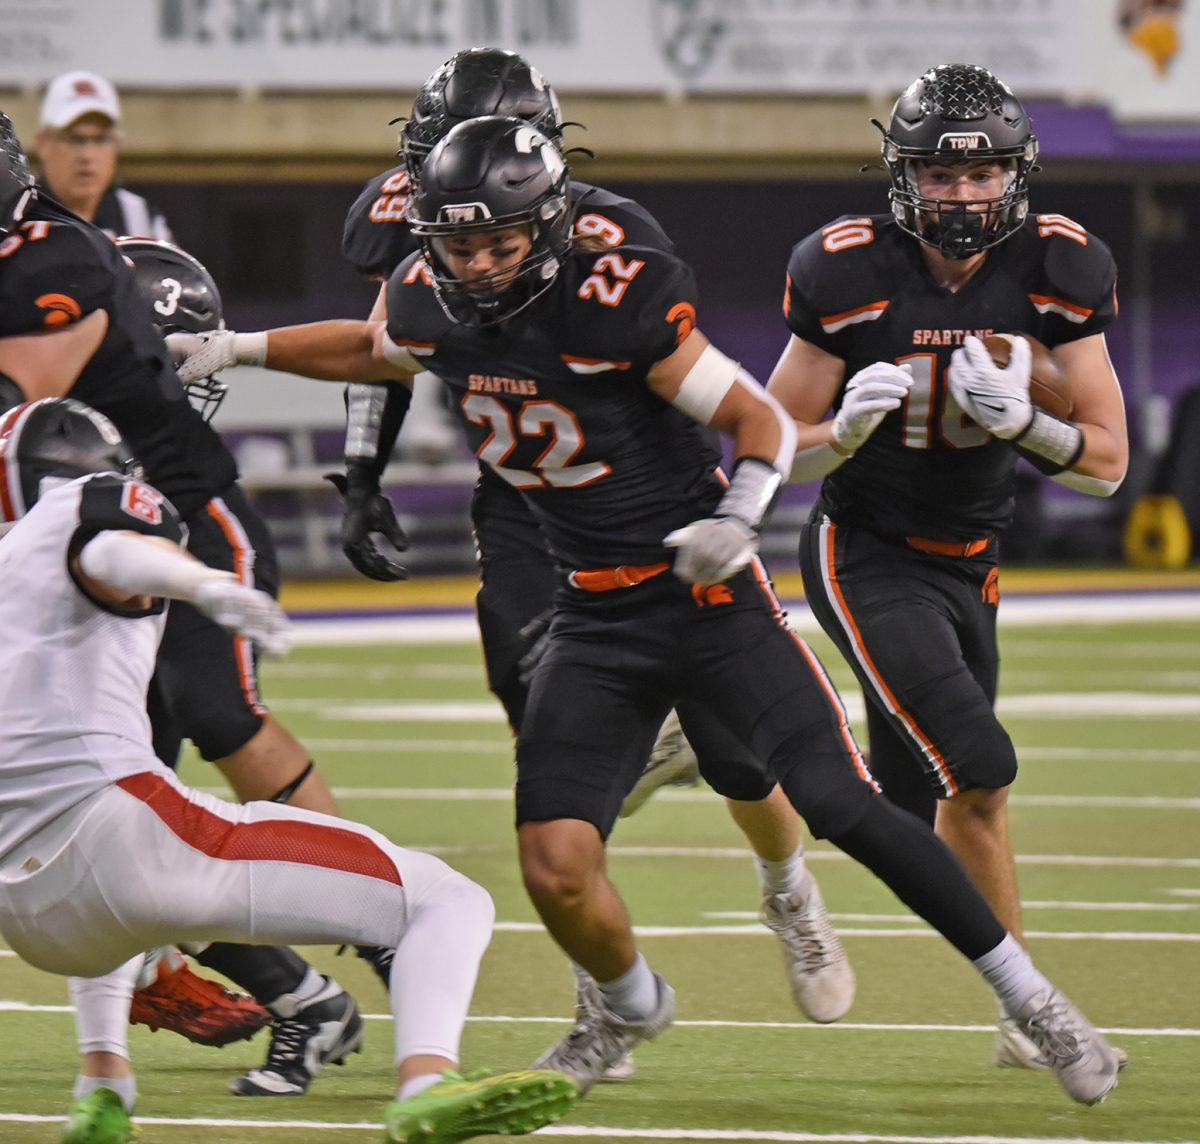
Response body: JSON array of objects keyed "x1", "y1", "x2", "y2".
[{"x1": 0, "y1": 769, "x2": 495, "y2": 1064}]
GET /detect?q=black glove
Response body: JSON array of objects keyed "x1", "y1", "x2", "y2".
[
  {"x1": 324, "y1": 467, "x2": 410, "y2": 582},
  {"x1": 517, "y1": 608, "x2": 555, "y2": 686}
]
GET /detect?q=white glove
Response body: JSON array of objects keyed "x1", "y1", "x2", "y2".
[
  {"x1": 832, "y1": 362, "x2": 913, "y2": 452},
  {"x1": 165, "y1": 330, "x2": 266, "y2": 385},
  {"x1": 948, "y1": 334, "x2": 1033, "y2": 440},
  {"x1": 664, "y1": 516, "x2": 758, "y2": 585},
  {"x1": 193, "y1": 578, "x2": 293, "y2": 657}
]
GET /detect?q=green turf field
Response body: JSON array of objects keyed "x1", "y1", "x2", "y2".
[{"x1": 2, "y1": 611, "x2": 1198, "y2": 1142}]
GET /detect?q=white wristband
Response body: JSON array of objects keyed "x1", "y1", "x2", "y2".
[
  {"x1": 232, "y1": 331, "x2": 269, "y2": 367},
  {"x1": 79, "y1": 531, "x2": 235, "y2": 601},
  {"x1": 1013, "y1": 410, "x2": 1084, "y2": 473}
]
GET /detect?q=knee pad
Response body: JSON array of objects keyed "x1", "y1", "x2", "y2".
[{"x1": 772, "y1": 732, "x2": 876, "y2": 840}]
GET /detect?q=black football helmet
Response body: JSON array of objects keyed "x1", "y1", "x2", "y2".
[
  {"x1": 0, "y1": 112, "x2": 36, "y2": 236},
  {"x1": 880, "y1": 64, "x2": 1038, "y2": 259},
  {"x1": 116, "y1": 237, "x2": 228, "y2": 422},
  {"x1": 0, "y1": 398, "x2": 140, "y2": 525},
  {"x1": 400, "y1": 48, "x2": 564, "y2": 181},
  {"x1": 408, "y1": 116, "x2": 572, "y2": 327}
]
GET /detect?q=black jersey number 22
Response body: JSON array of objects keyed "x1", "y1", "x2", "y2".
[{"x1": 461, "y1": 395, "x2": 613, "y2": 489}]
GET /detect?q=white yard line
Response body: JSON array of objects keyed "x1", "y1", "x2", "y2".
[
  {"x1": 288, "y1": 593, "x2": 1200, "y2": 647},
  {"x1": 192, "y1": 785, "x2": 1200, "y2": 811},
  {"x1": 0, "y1": 1113, "x2": 1192, "y2": 1144},
  {"x1": 284, "y1": 742, "x2": 1200, "y2": 763},
  {"x1": 483, "y1": 921, "x2": 1200, "y2": 941},
  {"x1": 704, "y1": 901, "x2": 1200, "y2": 918},
  {"x1": 603, "y1": 847, "x2": 1200, "y2": 869},
  {"x1": 0, "y1": 1001, "x2": 1194, "y2": 1039},
  {"x1": 266, "y1": 693, "x2": 1200, "y2": 721}
]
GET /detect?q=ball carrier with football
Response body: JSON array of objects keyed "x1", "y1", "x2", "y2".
[{"x1": 767, "y1": 63, "x2": 1129, "y2": 1074}]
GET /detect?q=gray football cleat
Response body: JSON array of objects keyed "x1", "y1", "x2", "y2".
[
  {"x1": 760, "y1": 872, "x2": 855, "y2": 1023},
  {"x1": 571, "y1": 963, "x2": 636, "y2": 1082},
  {"x1": 995, "y1": 1012, "x2": 1050, "y2": 1069},
  {"x1": 534, "y1": 971, "x2": 674, "y2": 1094},
  {"x1": 1013, "y1": 987, "x2": 1122, "y2": 1105},
  {"x1": 619, "y1": 710, "x2": 701, "y2": 817}
]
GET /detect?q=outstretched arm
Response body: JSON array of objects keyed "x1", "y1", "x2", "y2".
[
  {"x1": 169, "y1": 320, "x2": 419, "y2": 386},
  {"x1": 75, "y1": 531, "x2": 291, "y2": 656}
]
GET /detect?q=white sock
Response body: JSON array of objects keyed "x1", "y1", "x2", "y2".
[
  {"x1": 390, "y1": 866, "x2": 494, "y2": 1064},
  {"x1": 267, "y1": 967, "x2": 328, "y2": 1017},
  {"x1": 597, "y1": 953, "x2": 658, "y2": 1022},
  {"x1": 69, "y1": 955, "x2": 141, "y2": 1057},
  {"x1": 755, "y1": 846, "x2": 807, "y2": 898},
  {"x1": 73, "y1": 1073, "x2": 137, "y2": 1114},
  {"x1": 397, "y1": 1073, "x2": 444, "y2": 1101},
  {"x1": 973, "y1": 933, "x2": 1053, "y2": 1016}
]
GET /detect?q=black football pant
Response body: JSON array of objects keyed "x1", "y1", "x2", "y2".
[
  {"x1": 799, "y1": 512, "x2": 1018, "y2": 818},
  {"x1": 516, "y1": 563, "x2": 1005, "y2": 959}
]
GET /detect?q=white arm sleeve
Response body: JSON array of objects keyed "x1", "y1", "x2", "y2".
[
  {"x1": 736, "y1": 374, "x2": 797, "y2": 476},
  {"x1": 670, "y1": 346, "x2": 796, "y2": 477},
  {"x1": 78, "y1": 531, "x2": 234, "y2": 601},
  {"x1": 789, "y1": 440, "x2": 850, "y2": 484},
  {"x1": 380, "y1": 331, "x2": 424, "y2": 373},
  {"x1": 1050, "y1": 469, "x2": 1125, "y2": 497}
]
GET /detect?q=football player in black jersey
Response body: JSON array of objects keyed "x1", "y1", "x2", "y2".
[
  {"x1": 765, "y1": 64, "x2": 1129, "y2": 1070},
  {"x1": 0, "y1": 116, "x2": 370, "y2": 1098},
  {"x1": 335, "y1": 47, "x2": 856, "y2": 1045},
  {"x1": 172, "y1": 115, "x2": 1123, "y2": 1105}
]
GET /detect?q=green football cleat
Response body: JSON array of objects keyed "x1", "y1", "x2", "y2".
[
  {"x1": 383, "y1": 1068, "x2": 578, "y2": 1144},
  {"x1": 62, "y1": 1087, "x2": 133, "y2": 1144}
]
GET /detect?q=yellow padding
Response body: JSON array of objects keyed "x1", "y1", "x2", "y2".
[{"x1": 1123, "y1": 495, "x2": 1192, "y2": 569}]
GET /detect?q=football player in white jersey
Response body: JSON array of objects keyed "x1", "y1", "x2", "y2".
[{"x1": 0, "y1": 397, "x2": 578, "y2": 1143}]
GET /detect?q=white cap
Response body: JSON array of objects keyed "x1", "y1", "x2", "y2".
[{"x1": 39, "y1": 71, "x2": 121, "y2": 130}]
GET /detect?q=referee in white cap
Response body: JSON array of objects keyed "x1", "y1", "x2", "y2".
[{"x1": 34, "y1": 70, "x2": 173, "y2": 241}]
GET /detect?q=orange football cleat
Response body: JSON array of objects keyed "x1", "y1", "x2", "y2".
[{"x1": 130, "y1": 949, "x2": 269, "y2": 1047}]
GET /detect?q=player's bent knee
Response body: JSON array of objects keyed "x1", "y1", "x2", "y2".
[
  {"x1": 426, "y1": 868, "x2": 496, "y2": 929},
  {"x1": 518, "y1": 828, "x2": 598, "y2": 906},
  {"x1": 703, "y1": 762, "x2": 774, "y2": 803},
  {"x1": 946, "y1": 783, "x2": 1011, "y2": 819},
  {"x1": 952, "y1": 748, "x2": 1018, "y2": 793},
  {"x1": 779, "y1": 769, "x2": 875, "y2": 840}
]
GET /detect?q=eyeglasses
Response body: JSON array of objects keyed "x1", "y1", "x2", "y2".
[{"x1": 51, "y1": 128, "x2": 122, "y2": 150}]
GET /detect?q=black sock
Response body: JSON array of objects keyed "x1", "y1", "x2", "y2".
[
  {"x1": 194, "y1": 943, "x2": 309, "y2": 1006},
  {"x1": 829, "y1": 796, "x2": 1005, "y2": 960}
]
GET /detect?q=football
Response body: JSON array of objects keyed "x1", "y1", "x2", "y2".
[{"x1": 982, "y1": 332, "x2": 1074, "y2": 419}]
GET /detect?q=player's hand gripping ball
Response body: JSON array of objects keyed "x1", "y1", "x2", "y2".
[{"x1": 982, "y1": 333, "x2": 1073, "y2": 419}]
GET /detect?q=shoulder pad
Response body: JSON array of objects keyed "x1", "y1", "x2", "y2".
[
  {"x1": 570, "y1": 181, "x2": 674, "y2": 254},
  {"x1": 76, "y1": 474, "x2": 184, "y2": 544},
  {"x1": 784, "y1": 214, "x2": 897, "y2": 347},
  {"x1": 1029, "y1": 214, "x2": 1118, "y2": 307},
  {"x1": 559, "y1": 245, "x2": 697, "y2": 366},
  {"x1": 342, "y1": 165, "x2": 418, "y2": 281},
  {"x1": 383, "y1": 252, "x2": 450, "y2": 352},
  {"x1": 1006, "y1": 215, "x2": 1118, "y2": 337},
  {"x1": 0, "y1": 220, "x2": 113, "y2": 337}
]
